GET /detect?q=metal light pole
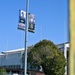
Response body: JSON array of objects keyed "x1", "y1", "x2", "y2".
[{"x1": 24, "y1": 0, "x2": 29, "y2": 75}]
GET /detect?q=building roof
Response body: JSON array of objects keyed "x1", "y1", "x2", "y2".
[
  {"x1": 56, "y1": 42, "x2": 69, "y2": 46},
  {"x1": 2, "y1": 48, "x2": 24, "y2": 54},
  {"x1": 0, "y1": 53, "x2": 5, "y2": 55}
]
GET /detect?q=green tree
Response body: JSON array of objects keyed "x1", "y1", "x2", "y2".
[
  {"x1": 0, "y1": 68, "x2": 6, "y2": 75},
  {"x1": 28, "y1": 39, "x2": 66, "y2": 75}
]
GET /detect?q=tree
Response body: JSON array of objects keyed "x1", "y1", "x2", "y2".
[
  {"x1": 28, "y1": 39, "x2": 66, "y2": 75},
  {"x1": 0, "y1": 68, "x2": 6, "y2": 75}
]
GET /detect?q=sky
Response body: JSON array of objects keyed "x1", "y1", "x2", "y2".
[{"x1": 0, "y1": 0, "x2": 68, "y2": 52}]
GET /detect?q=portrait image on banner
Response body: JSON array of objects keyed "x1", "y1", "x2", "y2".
[
  {"x1": 18, "y1": 10, "x2": 26, "y2": 30},
  {"x1": 28, "y1": 13, "x2": 35, "y2": 32}
]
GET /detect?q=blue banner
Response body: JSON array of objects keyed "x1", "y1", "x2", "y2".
[{"x1": 18, "y1": 10, "x2": 26, "y2": 30}]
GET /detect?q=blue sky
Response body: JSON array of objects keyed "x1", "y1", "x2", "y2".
[{"x1": 0, "y1": 0, "x2": 68, "y2": 51}]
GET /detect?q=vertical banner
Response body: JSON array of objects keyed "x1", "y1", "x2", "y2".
[
  {"x1": 28, "y1": 13, "x2": 35, "y2": 33},
  {"x1": 18, "y1": 10, "x2": 35, "y2": 33},
  {"x1": 18, "y1": 10, "x2": 26, "y2": 30}
]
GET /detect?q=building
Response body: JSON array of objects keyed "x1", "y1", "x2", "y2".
[
  {"x1": 57, "y1": 42, "x2": 69, "y2": 75},
  {"x1": 0, "y1": 42, "x2": 69, "y2": 75},
  {"x1": 0, "y1": 48, "x2": 24, "y2": 75},
  {"x1": 0, "y1": 48, "x2": 44, "y2": 75},
  {"x1": 0, "y1": 48, "x2": 24, "y2": 69}
]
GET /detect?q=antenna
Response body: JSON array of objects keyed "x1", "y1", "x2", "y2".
[
  {"x1": 40, "y1": 24, "x2": 43, "y2": 41},
  {"x1": 6, "y1": 35, "x2": 8, "y2": 59},
  {"x1": 6, "y1": 35, "x2": 8, "y2": 51}
]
